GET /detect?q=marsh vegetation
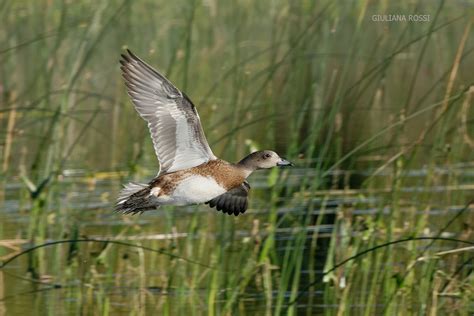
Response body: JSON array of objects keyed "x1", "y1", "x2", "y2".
[{"x1": 0, "y1": 0, "x2": 473, "y2": 314}]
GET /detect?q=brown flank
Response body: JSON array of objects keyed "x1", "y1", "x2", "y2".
[{"x1": 149, "y1": 160, "x2": 247, "y2": 196}]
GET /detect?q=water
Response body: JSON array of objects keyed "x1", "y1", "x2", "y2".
[{"x1": 1, "y1": 165, "x2": 473, "y2": 314}]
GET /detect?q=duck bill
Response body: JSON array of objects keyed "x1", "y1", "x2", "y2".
[{"x1": 277, "y1": 158, "x2": 293, "y2": 167}]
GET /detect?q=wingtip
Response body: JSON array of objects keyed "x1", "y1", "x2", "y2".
[
  {"x1": 120, "y1": 48, "x2": 138, "y2": 64},
  {"x1": 120, "y1": 52, "x2": 131, "y2": 65},
  {"x1": 126, "y1": 49, "x2": 137, "y2": 60}
]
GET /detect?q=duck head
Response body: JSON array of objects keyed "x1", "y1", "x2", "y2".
[{"x1": 238, "y1": 150, "x2": 292, "y2": 176}]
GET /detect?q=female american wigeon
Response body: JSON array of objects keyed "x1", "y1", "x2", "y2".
[{"x1": 116, "y1": 50, "x2": 292, "y2": 216}]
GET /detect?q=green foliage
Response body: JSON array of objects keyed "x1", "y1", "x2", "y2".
[{"x1": 0, "y1": 0, "x2": 473, "y2": 315}]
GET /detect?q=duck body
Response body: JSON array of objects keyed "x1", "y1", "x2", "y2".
[
  {"x1": 116, "y1": 50, "x2": 292, "y2": 216},
  {"x1": 135, "y1": 160, "x2": 246, "y2": 207},
  {"x1": 152, "y1": 173, "x2": 228, "y2": 206}
]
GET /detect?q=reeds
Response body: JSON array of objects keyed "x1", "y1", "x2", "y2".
[{"x1": 0, "y1": 0, "x2": 473, "y2": 315}]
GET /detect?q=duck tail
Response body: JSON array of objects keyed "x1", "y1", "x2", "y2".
[{"x1": 115, "y1": 182, "x2": 158, "y2": 214}]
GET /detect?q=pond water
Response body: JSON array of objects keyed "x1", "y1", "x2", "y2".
[{"x1": 1, "y1": 164, "x2": 473, "y2": 315}]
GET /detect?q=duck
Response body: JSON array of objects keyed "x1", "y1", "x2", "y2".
[{"x1": 116, "y1": 50, "x2": 292, "y2": 216}]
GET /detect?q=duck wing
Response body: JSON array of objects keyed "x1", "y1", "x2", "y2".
[
  {"x1": 206, "y1": 181, "x2": 250, "y2": 216},
  {"x1": 120, "y1": 50, "x2": 216, "y2": 175}
]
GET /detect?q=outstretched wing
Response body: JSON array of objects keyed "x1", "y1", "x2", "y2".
[
  {"x1": 120, "y1": 50, "x2": 216, "y2": 175},
  {"x1": 206, "y1": 181, "x2": 250, "y2": 216}
]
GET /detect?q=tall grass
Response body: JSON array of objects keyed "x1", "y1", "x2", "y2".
[{"x1": 0, "y1": 0, "x2": 473, "y2": 315}]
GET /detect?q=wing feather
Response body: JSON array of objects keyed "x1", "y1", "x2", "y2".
[
  {"x1": 206, "y1": 181, "x2": 250, "y2": 216},
  {"x1": 120, "y1": 50, "x2": 216, "y2": 174}
]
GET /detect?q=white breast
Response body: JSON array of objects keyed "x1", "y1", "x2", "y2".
[{"x1": 157, "y1": 175, "x2": 227, "y2": 205}]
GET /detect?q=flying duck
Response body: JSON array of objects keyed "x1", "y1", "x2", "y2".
[{"x1": 116, "y1": 50, "x2": 292, "y2": 216}]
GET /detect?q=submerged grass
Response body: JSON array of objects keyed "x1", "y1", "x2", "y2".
[{"x1": 0, "y1": 0, "x2": 473, "y2": 315}]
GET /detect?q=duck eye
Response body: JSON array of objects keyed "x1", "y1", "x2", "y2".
[{"x1": 263, "y1": 153, "x2": 271, "y2": 159}]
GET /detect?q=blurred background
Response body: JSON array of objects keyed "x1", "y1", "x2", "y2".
[{"x1": 0, "y1": 0, "x2": 473, "y2": 314}]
